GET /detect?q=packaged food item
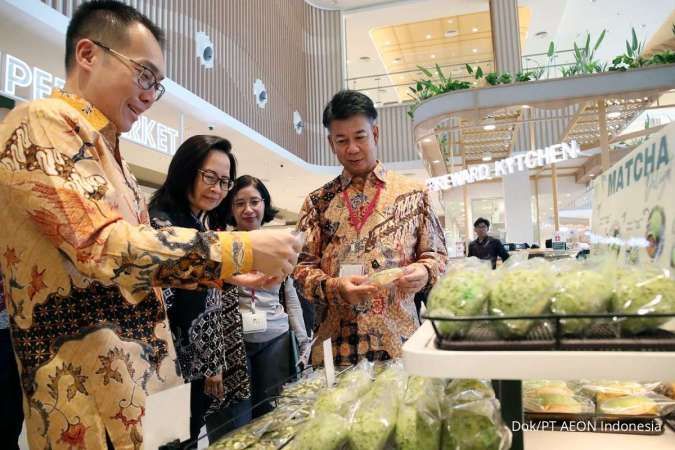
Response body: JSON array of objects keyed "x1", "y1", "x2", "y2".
[
  {"x1": 578, "y1": 380, "x2": 653, "y2": 402},
  {"x1": 427, "y1": 258, "x2": 492, "y2": 337},
  {"x1": 489, "y1": 258, "x2": 555, "y2": 337},
  {"x1": 286, "y1": 412, "x2": 350, "y2": 450},
  {"x1": 445, "y1": 379, "x2": 495, "y2": 404},
  {"x1": 596, "y1": 395, "x2": 659, "y2": 416},
  {"x1": 367, "y1": 267, "x2": 405, "y2": 287},
  {"x1": 550, "y1": 262, "x2": 614, "y2": 335},
  {"x1": 523, "y1": 380, "x2": 574, "y2": 397},
  {"x1": 395, "y1": 376, "x2": 444, "y2": 450},
  {"x1": 524, "y1": 392, "x2": 594, "y2": 414},
  {"x1": 349, "y1": 365, "x2": 408, "y2": 450},
  {"x1": 612, "y1": 266, "x2": 675, "y2": 334},
  {"x1": 442, "y1": 398, "x2": 512, "y2": 450},
  {"x1": 313, "y1": 361, "x2": 373, "y2": 416}
]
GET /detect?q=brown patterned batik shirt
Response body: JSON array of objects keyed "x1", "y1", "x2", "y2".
[
  {"x1": 294, "y1": 162, "x2": 447, "y2": 366},
  {"x1": 0, "y1": 90, "x2": 253, "y2": 450}
]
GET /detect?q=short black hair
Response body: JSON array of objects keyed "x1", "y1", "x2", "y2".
[
  {"x1": 223, "y1": 175, "x2": 279, "y2": 228},
  {"x1": 65, "y1": 0, "x2": 164, "y2": 72},
  {"x1": 474, "y1": 217, "x2": 490, "y2": 228},
  {"x1": 149, "y1": 135, "x2": 236, "y2": 228},
  {"x1": 322, "y1": 90, "x2": 378, "y2": 129}
]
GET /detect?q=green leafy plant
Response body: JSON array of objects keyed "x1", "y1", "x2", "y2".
[
  {"x1": 609, "y1": 27, "x2": 647, "y2": 71},
  {"x1": 407, "y1": 64, "x2": 471, "y2": 117},
  {"x1": 562, "y1": 29, "x2": 607, "y2": 76},
  {"x1": 647, "y1": 50, "x2": 675, "y2": 65}
]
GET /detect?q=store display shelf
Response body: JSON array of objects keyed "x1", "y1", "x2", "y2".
[
  {"x1": 412, "y1": 64, "x2": 675, "y2": 136},
  {"x1": 402, "y1": 321, "x2": 675, "y2": 381}
]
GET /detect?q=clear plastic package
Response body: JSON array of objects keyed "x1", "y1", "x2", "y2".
[
  {"x1": 442, "y1": 398, "x2": 512, "y2": 450},
  {"x1": 395, "y1": 376, "x2": 444, "y2": 450},
  {"x1": 489, "y1": 257, "x2": 555, "y2": 337},
  {"x1": 427, "y1": 258, "x2": 492, "y2": 337}
]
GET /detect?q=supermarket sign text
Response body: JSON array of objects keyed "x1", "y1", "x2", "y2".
[
  {"x1": 0, "y1": 50, "x2": 178, "y2": 155},
  {"x1": 607, "y1": 135, "x2": 670, "y2": 197},
  {"x1": 426, "y1": 141, "x2": 581, "y2": 191}
]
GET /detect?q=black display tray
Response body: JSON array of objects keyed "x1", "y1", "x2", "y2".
[{"x1": 424, "y1": 312, "x2": 675, "y2": 351}]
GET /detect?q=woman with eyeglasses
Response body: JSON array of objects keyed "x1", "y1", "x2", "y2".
[
  {"x1": 222, "y1": 175, "x2": 312, "y2": 419},
  {"x1": 147, "y1": 135, "x2": 251, "y2": 447}
]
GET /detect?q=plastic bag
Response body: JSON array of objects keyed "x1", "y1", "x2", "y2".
[
  {"x1": 524, "y1": 392, "x2": 594, "y2": 414},
  {"x1": 427, "y1": 258, "x2": 492, "y2": 338},
  {"x1": 445, "y1": 379, "x2": 496, "y2": 404},
  {"x1": 596, "y1": 392, "x2": 675, "y2": 416},
  {"x1": 611, "y1": 265, "x2": 675, "y2": 334},
  {"x1": 348, "y1": 364, "x2": 408, "y2": 450},
  {"x1": 312, "y1": 360, "x2": 374, "y2": 416},
  {"x1": 577, "y1": 380, "x2": 660, "y2": 402},
  {"x1": 367, "y1": 267, "x2": 405, "y2": 287},
  {"x1": 209, "y1": 403, "x2": 299, "y2": 449},
  {"x1": 550, "y1": 260, "x2": 614, "y2": 335},
  {"x1": 278, "y1": 369, "x2": 327, "y2": 406},
  {"x1": 489, "y1": 258, "x2": 555, "y2": 337},
  {"x1": 286, "y1": 412, "x2": 350, "y2": 450},
  {"x1": 395, "y1": 376, "x2": 444, "y2": 450},
  {"x1": 523, "y1": 380, "x2": 575, "y2": 397},
  {"x1": 442, "y1": 398, "x2": 512, "y2": 450}
]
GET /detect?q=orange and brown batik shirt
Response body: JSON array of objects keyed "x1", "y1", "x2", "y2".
[
  {"x1": 293, "y1": 162, "x2": 447, "y2": 366},
  {"x1": 0, "y1": 90, "x2": 252, "y2": 450}
]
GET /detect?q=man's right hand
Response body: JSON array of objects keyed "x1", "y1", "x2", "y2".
[
  {"x1": 248, "y1": 230, "x2": 303, "y2": 279},
  {"x1": 338, "y1": 275, "x2": 378, "y2": 305}
]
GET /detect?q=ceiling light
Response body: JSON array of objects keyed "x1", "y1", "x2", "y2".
[
  {"x1": 432, "y1": 160, "x2": 441, "y2": 163},
  {"x1": 522, "y1": 104, "x2": 530, "y2": 109},
  {"x1": 607, "y1": 111, "x2": 622, "y2": 119},
  {"x1": 423, "y1": 138, "x2": 432, "y2": 143},
  {"x1": 483, "y1": 124, "x2": 496, "y2": 131},
  {"x1": 448, "y1": 19, "x2": 453, "y2": 23},
  {"x1": 385, "y1": 40, "x2": 391, "y2": 45},
  {"x1": 472, "y1": 48, "x2": 478, "y2": 53},
  {"x1": 472, "y1": 27, "x2": 479, "y2": 32},
  {"x1": 426, "y1": 34, "x2": 432, "y2": 39},
  {"x1": 393, "y1": 57, "x2": 401, "y2": 63},
  {"x1": 346, "y1": 59, "x2": 350, "y2": 64},
  {"x1": 588, "y1": 173, "x2": 594, "y2": 177},
  {"x1": 445, "y1": 30, "x2": 458, "y2": 38},
  {"x1": 430, "y1": 54, "x2": 436, "y2": 59},
  {"x1": 482, "y1": 153, "x2": 492, "y2": 161}
]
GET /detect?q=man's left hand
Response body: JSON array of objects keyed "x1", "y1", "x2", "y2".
[{"x1": 394, "y1": 263, "x2": 428, "y2": 295}]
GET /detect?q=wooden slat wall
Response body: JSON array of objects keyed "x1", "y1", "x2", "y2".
[
  {"x1": 376, "y1": 104, "x2": 417, "y2": 163},
  {"x1": 303, "y1": 3, "x2": 343, "y2": 165},
  {"x1": 489, "y1": 0, "x2": 522, "y2": 74},
  {"x1": 41, "y1": 0, "x2": 342, "y2": 163}
]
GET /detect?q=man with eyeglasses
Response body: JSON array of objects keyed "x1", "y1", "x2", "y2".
[
  {"x1": 0, "y1": 1, "x2": 301, "y2": 448},
  {"x1": 467, "y1": 217, "x2": 510, "y2": 269}
]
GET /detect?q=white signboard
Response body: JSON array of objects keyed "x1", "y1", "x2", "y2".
[
  {"x1": 591, "y1": 122, "x2": 673, "y2": 269},
  {"x1": 426, "y1": 141, "x2": 581, "y2": 191},
  {"x1": 0, "y1": 50, "x2": 179, "y2": 155}
]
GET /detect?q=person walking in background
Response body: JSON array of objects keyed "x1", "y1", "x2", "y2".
[
  {"x1": 467, "y1": 217, "x2": 510, "y2": 269},
  {"x1": 223, "y1": 175, "x2": 312, "y2": 419}
]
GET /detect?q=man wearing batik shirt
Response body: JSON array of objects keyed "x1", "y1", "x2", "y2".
[
  {"x1": 0, "y1": 2, "x2": 300, "y2": 449},
  {"x1": 294, "y1": 90, "x2": 447, "y2": 366}
]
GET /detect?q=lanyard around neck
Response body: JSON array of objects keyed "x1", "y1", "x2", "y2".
[{"x1": 341, "y1": 181, "x2": 383, "y2": 234}]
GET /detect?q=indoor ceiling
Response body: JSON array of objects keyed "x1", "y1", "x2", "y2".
[{"x1": 368, "y1": 8, "x2": 531, "y2": 103}]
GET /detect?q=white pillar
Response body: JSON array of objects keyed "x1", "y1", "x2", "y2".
[{"x1": 502, "y1": 155, "x2": 534, "y2": 244}]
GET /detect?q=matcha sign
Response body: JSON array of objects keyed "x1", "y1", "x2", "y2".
[{"x1": 591, "y1": 122, "x2": 674, "y2": 269}]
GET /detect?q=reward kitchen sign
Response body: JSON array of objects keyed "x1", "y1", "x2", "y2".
[{"x1": 591, "y1": 122, "x2": 673, "y2": 269}]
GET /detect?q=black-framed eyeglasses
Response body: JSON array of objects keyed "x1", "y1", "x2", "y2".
[
  {"x1": 92, "y1": 40, "x2": 166, "y2": 101},
  {"x1": 233, "y1": 197, "x2": 264, "y2": 210},
  {"x1": 199, "y1": 169, "x2": 233, "y2": 190}
]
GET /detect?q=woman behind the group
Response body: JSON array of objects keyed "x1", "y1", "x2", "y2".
[
  {"x1": 148, "y1": 135, "x2": 250, "y2": 447},
  {"x1": 222, "y1": 175, "x2": 312, "y2": 419}
]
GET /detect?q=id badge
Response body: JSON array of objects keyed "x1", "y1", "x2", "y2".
[
  {"x1": 242, "y1": 310, "x2": 267, "y2": 333},
  {"x1": 339, "y1": 264, "x2": 364, "y2": 278}
]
